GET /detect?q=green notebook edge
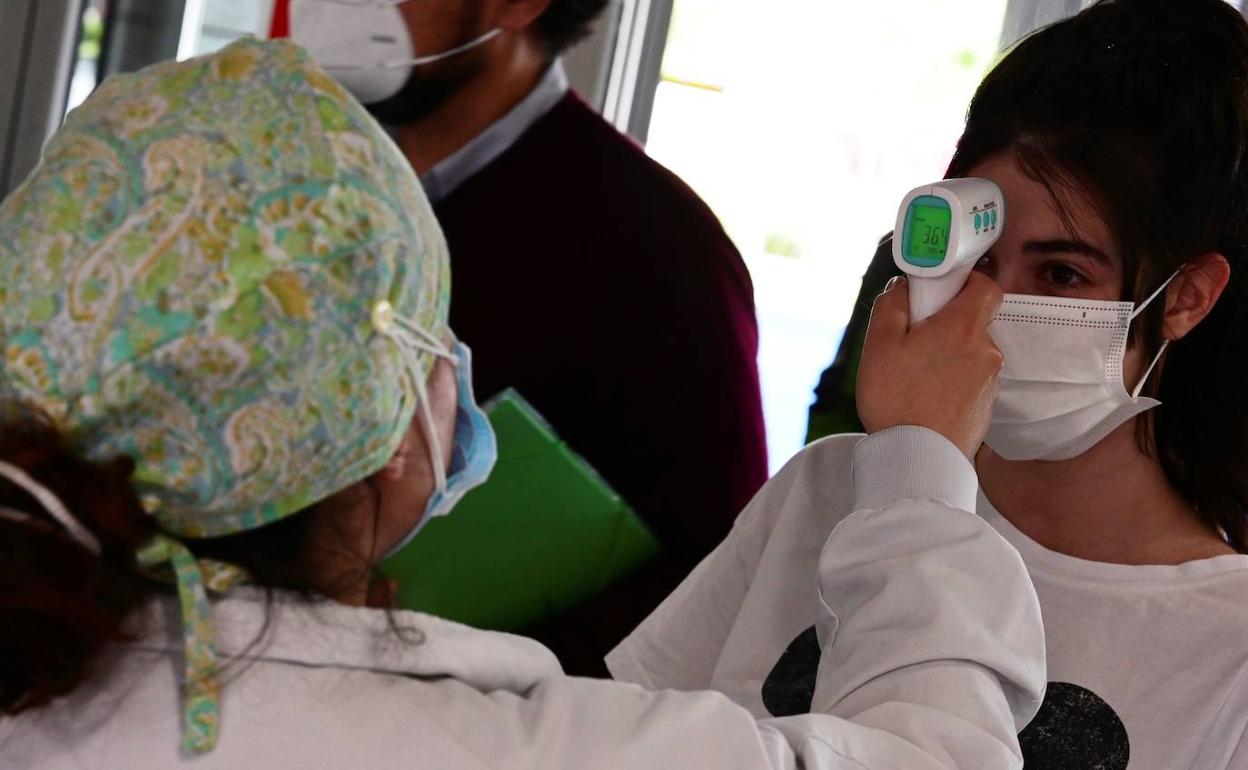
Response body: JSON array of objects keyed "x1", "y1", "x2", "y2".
[{"x1": 380, "y1": 388, "x2": 661, "y2": 631}]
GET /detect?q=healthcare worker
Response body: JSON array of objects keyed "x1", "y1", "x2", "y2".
[
  {"x1": 608, "y1": 1, "x2": 1248, "y2": 767},
  {"x1": 0, "y1": 39, "x2": 1044, "y2": 769}
]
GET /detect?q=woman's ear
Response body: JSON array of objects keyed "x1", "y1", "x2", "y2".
[
  {"x1": 1163, "y1": 252, "x2": 1231, "y2": 341},
  {"x1": 375, "y1": 424, "x2": 419, "y2": 482}
]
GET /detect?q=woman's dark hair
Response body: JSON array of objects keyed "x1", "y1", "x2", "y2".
[
  {"x1": 0, "y1": 403, "x2": 378, "y2": 716},
  {"x1": 533, "y1": 0, "x2": 610, "y2": 59},
  {"x1": 947, "y1": 0, "x2": 1248, "y2": 550},
  {"x1": 0, "y1": 410, "x2": 155, "y2": 713}
]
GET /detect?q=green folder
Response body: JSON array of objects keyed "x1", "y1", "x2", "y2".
[{"x1": 380, "y1": 389, "x2": 661, "y2": 632}]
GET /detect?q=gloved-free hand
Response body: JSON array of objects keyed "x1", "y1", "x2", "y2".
[{"x1": 856, "y1": 272, "x2": 1004, "y2": 460}]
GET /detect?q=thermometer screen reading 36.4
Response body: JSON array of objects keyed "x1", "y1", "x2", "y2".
[{"x1": 907, "y1": 203, "x2": 952, "y2": 262}]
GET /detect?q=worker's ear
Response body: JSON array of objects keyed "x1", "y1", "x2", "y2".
[
  {"x1": 490, "y1": 0, "x2": 553, "y2": 32},
  {"x1": 1161, "y1": 253, "x2": 1230, "y2": 342},
  {"x1": 375, "y1": 422, "x2": 420, "y2": 482}
]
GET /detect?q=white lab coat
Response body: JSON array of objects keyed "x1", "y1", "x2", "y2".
[{"x1": 1, "y1": 428, "x2": 1045, "y2": 769}]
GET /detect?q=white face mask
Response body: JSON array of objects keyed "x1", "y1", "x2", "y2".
[
  {"x1": 984, "y1": 271, "x2": 1178, "y2": 461},
  {"x1": 289, "y1": 0, "x2": 501, "y2": 104}
]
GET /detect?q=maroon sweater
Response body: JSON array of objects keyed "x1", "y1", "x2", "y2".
[{"x1": 435, "y1": 92, "x2": 767, "y2": 675}]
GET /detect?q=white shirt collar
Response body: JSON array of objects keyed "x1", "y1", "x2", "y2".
[{"x1": 420, "y1": 60, "x2": 570, "y2": 204}]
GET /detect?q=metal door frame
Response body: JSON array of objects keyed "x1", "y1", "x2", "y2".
[
  {"x1": 0, "y1": 0, "x2": 84, "y2": 198},
  {"x1": 600, "y1": 0, "x2": 673, "y2": 145}
]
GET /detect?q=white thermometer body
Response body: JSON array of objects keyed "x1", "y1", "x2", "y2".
[{"x1": 892, "y1": 178, "x2": 1005, "y2": 324}]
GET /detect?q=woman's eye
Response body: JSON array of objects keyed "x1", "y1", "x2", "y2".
[{"x1": 1044, "y1": 262, "x2": 1086, "y2": 287}]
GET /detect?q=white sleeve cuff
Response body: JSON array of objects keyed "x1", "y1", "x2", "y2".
[{"x1": 851, "y1": 426, "x2": 978, "y2": 514}]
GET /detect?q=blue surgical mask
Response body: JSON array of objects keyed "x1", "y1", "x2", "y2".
[{"x1": 383, "y1": 341, "x2": 497, "y2": 558}]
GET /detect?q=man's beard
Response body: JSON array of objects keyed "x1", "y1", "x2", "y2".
[{"x1": 365, "y1": 52, "x2": 486, "y2": 125}]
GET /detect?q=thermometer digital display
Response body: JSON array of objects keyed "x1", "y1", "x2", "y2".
[
  {"x1": 904, "y1": 199, "x2": 953, "y2": 265},
  {"x1": 893, "y1": 178, "x2": 1005, "y2": 323}
]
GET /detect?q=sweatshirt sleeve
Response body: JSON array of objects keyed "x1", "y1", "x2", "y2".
[
  {"x1": 476, "y1": 427, "x2": 1046, "y2": 769},
  {"x1": 794, "y1": 428, "x2": 1046, "y2": 766},
  {"x1": 850, "y1": 425, "x2": 979, "y2": 513}
]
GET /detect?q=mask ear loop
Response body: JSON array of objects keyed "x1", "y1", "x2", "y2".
[
  {"x1": 1127, "y1": 267, "x2": 1182, "y2": 399},
  {"x1": 0, "y1": 459, "x2": 101, "y2": 554},
  {"x1": 1130, "y1": 340, "x2": 1169, "y2": 399},
  {"x1": 318, "y1": 2, "x2": 500, "y2": 73},
  {"x1": 372, "y1": 301, "x2": 456, "y2": 492},
  {"x1": 1127, "y1": 267, "x2": 1182, "y2": 323},
  {"x1": 393, "y1": 314, "x2": 460, "y2": 366}
]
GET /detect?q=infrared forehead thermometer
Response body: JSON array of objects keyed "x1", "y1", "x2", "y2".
[{"x1": 893, "y1": 178, "x2": 1005, "y2": 324}]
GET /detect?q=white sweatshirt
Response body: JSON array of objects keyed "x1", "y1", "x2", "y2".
[
  {"x1": 3, "y1": 428, "x2": 1044, "y2": 769},
  {"x1": 608, "y1": 431, "x2": 1248, "y2": 769}
]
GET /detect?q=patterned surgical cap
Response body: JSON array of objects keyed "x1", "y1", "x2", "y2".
[{"x1": 0, "y1": 37, "x2": 449, "y2": 538}]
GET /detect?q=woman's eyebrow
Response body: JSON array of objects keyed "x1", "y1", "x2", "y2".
[{"x1": 1022, "y1": 239, "x2": 1112, "y2": 265}]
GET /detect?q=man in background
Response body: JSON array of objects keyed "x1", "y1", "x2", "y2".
[{"x1": 283, "y1": 0, "x2": 768, "y2": 675}]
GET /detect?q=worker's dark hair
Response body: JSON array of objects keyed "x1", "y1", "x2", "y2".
[
  {"x1": 0, "y1": 409, "x2": 155, "y2": 714},
  {"x1": 533, "y1": 0, "x2": 610, "y2": 59},
  {"x1": 948, "y1": 0, "x2": 1248, "y2": 549},
  {"x1": 0, "y1": 403, "x2": 381, "y2": 717}
]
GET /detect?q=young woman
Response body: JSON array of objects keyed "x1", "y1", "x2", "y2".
[
  {"x1": 0, "y1": 37, "x2": 1045, "y2": 768},
  {"x1": 608, "y1": 1, "x2": 1248, "y2": 768}
]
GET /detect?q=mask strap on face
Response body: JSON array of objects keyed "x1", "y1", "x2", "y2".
[
  {"x1": 386, "y1": 27, "x2": 502, "y2": 69},
  {"x1": 372, "y1": 300, "x2": 456, "y2": 492}
]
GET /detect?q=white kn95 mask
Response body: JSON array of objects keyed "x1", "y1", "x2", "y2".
[{"x1": 289, "y1": 0, "x2": 501, "y2": 104}]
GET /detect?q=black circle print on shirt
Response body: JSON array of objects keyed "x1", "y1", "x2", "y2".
[
  {"x1": 1019, "y1": 682, "x2": 1129, "y2": 770},
  {"x1": 762, "y1": 627, "x2": 1130, "y2": 769},
  {"x1": 761, "y1": 626, "x2": 820, "y2": 718}
]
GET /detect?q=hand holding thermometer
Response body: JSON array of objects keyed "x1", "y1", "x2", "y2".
[{"x1": 893, "y1": 178, "x2": 1005, "y2": 324}]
